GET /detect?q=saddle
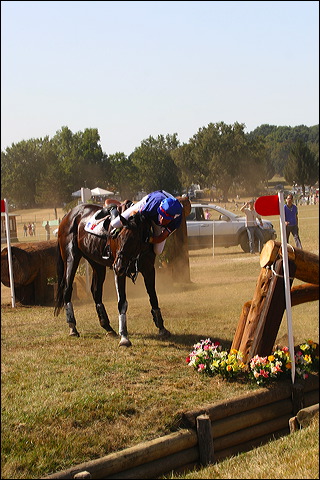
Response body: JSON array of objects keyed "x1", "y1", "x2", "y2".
[{"x1": 85, "y1": 199, "x2": 133, "y2": 238}]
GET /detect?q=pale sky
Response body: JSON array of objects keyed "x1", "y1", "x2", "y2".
[{"x1": 1, "y1": 1, "x2": 319, "y2": 156}]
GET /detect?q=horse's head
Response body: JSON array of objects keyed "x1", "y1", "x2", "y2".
[{"x1": 112, "y1": 213, "x2": 149, "y2": 278}]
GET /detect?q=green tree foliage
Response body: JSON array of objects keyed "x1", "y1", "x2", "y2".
[
  {"x1": 51, "y1": 126, "x2": 105, "y2": 192},
  {"x1": 35, "y1": 140, "x2": 68, "y2": 218},
  {"x1": 250, "y1": 124, "x2": 319, "y2": 176},
  {"x1": 1, "y1": 138, "x2": 48, "y2": 207},
  {"x1": 173, "y1": 122, "x2": 267, "y2": 201},
  {"x1": 284, "y1": 139, "x2": 319, "y2": 195},
  {"x1": 131, "y1": 134, "x2": 182, "y2": 194},
  {"x1": 1, "y1": 124, "x2": 318, "y2": 208},
  {"x1": 105, "y1": 152, "x2": 139, "y2": 199}
]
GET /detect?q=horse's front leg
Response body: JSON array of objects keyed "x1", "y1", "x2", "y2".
[
  {"x1": 88, "y1": 261, "x2": 117, "y2": 337},
  {"x1": 140, "y1": 254, "x2": 171, "y2": 338},
  {"x1": 114, "y1": 273, "x2": 131, "y2": 347}
]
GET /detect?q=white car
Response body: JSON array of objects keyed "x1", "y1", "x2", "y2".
[{"x1": 186, "y1": 203, "x2": 277, "y2": 252}]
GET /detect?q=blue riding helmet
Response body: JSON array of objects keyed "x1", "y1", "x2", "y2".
[{"x1": 157, "y1": 197, "x2": 183, "y2": 220}]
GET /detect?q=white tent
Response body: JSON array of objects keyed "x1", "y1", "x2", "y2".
[
  {"x1": 91, "y1": 187, "x2": 114, "y2": 196},
  {"x1": 71, "y1": 189, "x2": 82, "y2": 197}
]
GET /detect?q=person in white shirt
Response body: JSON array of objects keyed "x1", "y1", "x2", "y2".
[{"x1": 240, "y1": 199, "x2": 264, "y2": 254}]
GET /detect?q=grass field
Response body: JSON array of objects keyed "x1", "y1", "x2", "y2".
[{"x1": 1, "y1": 203, "x2": 319, "y2": 479}]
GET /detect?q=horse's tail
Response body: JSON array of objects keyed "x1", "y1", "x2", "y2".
[{"x1": 54, "y1": 241, "x2": 65, "y2": 317}]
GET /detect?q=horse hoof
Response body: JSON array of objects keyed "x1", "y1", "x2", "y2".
[
  {"x1": 119, "y1": 337, "x2": 132, "y2": 347},
  {"x1": 106, "y1": 330, "x2": 118, "y2": 338},
  {"x1": 159, "y1": 328, "x2": 171, "y2": 338},
  {"x1": 69, "y1": 330, "x2": 80, "y2": 337}
]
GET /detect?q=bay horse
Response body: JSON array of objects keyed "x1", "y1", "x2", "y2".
[{"x1": 54, "y1": 200, "x2": 171, "y2": 347}]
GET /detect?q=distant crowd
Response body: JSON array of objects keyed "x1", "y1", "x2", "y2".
[{"x1": 23, "y1": 223, "x2": 36, "y2": 236}]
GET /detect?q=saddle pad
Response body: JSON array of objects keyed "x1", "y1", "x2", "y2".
[{"x1": 85, "y1": 210, "x2": 108, "y2": 236}]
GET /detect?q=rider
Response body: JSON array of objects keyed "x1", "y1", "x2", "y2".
[{"x1": 102, "y1": 190, "x2": 183, "y2": 259}]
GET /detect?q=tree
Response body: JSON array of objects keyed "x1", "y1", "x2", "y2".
[
  {"x1": 284, "y1": 139, "x2": 319, "y2": 195},
  {"x1": 1, "y1": 138, "x2": 47, "y2": 207},
  {"x1": 106, "y1": 153, "x2": 139, "y2": 199},
  {"x1": 131, "y1": 134, "x2": 182, "y2": 194},
  {"x1": 35, "y1": 141, "x2": 68, "y2": 218}
]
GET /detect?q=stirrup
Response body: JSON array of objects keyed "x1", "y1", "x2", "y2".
[{"x1": 102, "y1": 244, "x2": 112, "y2": 260}]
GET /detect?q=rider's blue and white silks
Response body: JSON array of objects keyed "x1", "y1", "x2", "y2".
[{"x1": 110, "y1": 190, "x2": 183, "y2": 254}]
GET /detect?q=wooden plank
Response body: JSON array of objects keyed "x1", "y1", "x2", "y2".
[
  {"x1": 238, "y1": 258, "x2": 296, "y2": 362},
  {"x1": 104, "y1": 446, "x2": 199, "y2": 479},
  {"x1": 211, "y1": 398, "x2": 293, "y2": 439},
  {"x1": 181, "y1": 384, "x2": 292, "y2": 428},
  {"x1": 43, "y1": 429, "x2": 198, "y2": 479},
  {"x1": 213, "y1": 414, "x2": 291, "y2": 452},
  {"x1": 247, "y1": 258, "x2": 296, "y2": 359},
  {"x1": 231, "y1": 301, "x2": 252, "y2": 351},
  {"x1": 214, "y1": 428, "x2": 289, "y2": 462}
]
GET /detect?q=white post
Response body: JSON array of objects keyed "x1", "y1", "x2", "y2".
[
  {"x1": 278, "y1": 192, "x2": 295, "y2": 383},
  {"x1": 4, "y1": 199, "x2": 16, "y2": 307},
  {"x1": 81, "y1": 187, "x2": 91, "y2": 293},
  {"x1": 212, "y1": 221, "x2": 215, "y2": 258}
]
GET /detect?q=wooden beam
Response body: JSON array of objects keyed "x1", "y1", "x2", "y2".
[{"x1": 260, "y1": 240, "x2": 319, "y2": 285}]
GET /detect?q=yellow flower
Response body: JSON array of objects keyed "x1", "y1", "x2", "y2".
[
  {"x1": 227, "y1": 365, "x2": 232, "y2": 371},
  {"x1": 268, "y1": 355, "x2": 275, "y2": 362},
  {"x1": 286, "y1": 362, "x2": 291, "y2": 369}
]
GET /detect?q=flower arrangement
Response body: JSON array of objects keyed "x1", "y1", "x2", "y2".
[{"x1": 186, "y1": 338, "x2": 319, "y2": 386}]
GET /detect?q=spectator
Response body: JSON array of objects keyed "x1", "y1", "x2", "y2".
[
  {"x1": 240, "y1": 200, "x2": 264, "y2": 254},
  {"x1": 204, "y1": 208, "x2": 211, "y2": 220},
  {"x1": 28, "y1": 223, "x2": 33, "y2": 236},
  {"x1": 284, "y1": 194, "x2": 302, "y2": 249},
  {"x1": 31, "y1": 222, "x2": 36, "y2": 236},
  {"x1": 23, "y1": 224, "x2": 28, "y2": 236},
  {"x1": 45, "y1": 221, "x2": 50, "y2": 240}
]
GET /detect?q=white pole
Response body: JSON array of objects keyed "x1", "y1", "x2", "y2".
[
  {"x1": 4, "y1": 199, "x2": 16, "y2": 307},
  {"x1": 81, "y1": 188, "x2": 91, "y2": 293},
  {"x1": 278, "y1": 192, "x2": 295, "y2": 383},
  {"x1": 212, "y1": 221, "x2": 215, "y2": 258}
]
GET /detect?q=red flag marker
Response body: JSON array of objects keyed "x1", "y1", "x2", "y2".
[
  {"x1": 254, "y1": 195, "x2": 279, "y2": 216},
  {"x1": 1, "y1": 199, "x2": 6, "y2": 213}
]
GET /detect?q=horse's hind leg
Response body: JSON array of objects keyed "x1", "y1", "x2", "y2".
[
  {"x1": 64, "y1": 253, "x2": 81, "y2": 337},
  {"x1": 88, "y1": 261, "x2": 117, "y2": 337}
]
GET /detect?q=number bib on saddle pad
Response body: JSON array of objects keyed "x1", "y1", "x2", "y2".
[{"x1": 84, "y1": 210, "x2": 110, "y2": 237}]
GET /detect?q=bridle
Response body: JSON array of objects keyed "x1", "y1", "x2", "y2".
[{"x1": 113, "y1": 218, "x2": 146, "y2": 283}]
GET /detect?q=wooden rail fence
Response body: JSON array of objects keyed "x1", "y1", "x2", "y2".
[{"x1": 43, "y1": 374, "x2": 318, "y2": 480}]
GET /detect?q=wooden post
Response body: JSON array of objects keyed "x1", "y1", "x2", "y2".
[
  {"x1": 196, "y1": 414, "x2": 214, "y2": 466},
  {"x1": 292, "y1": 382, "x2": 304, "y2": 416},
  {"x1": 260, "y1": 240, "x2": 319, "y2": 285}
]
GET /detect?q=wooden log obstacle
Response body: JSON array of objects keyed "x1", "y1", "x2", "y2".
[
  {"x1": 42, "y1": 374, "x2": 319, "y2": 479},
  {"x1": 1, "y1": 240, "x2": 58, "y2": 305},
  {"x1": 231, "y1": 240, "x2": 319, "y2": 364}
]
